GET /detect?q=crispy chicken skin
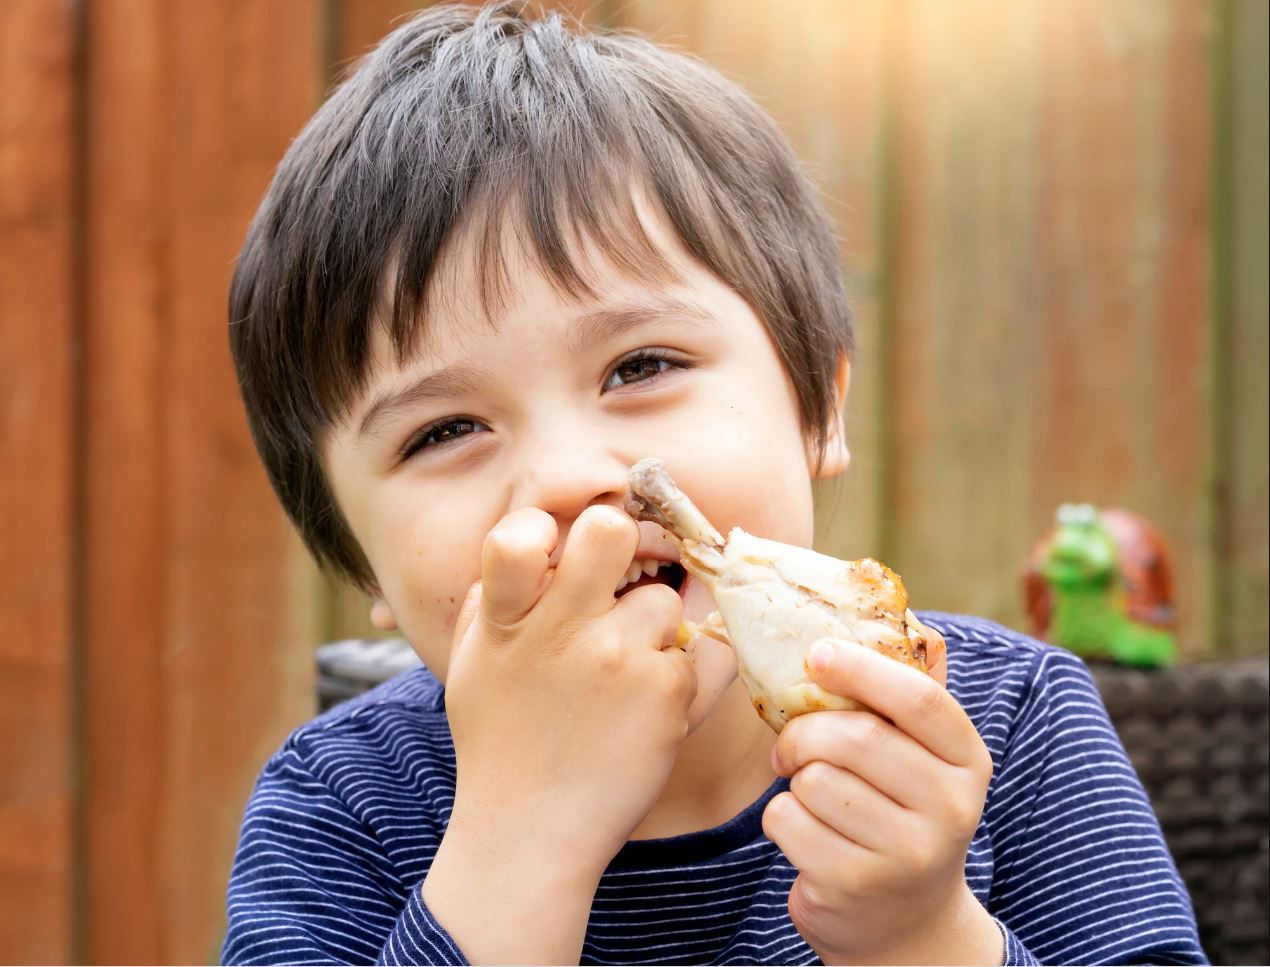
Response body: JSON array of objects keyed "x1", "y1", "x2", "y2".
[{"x1": 626, "y1": 458, "x2": 938, "y2": 732}]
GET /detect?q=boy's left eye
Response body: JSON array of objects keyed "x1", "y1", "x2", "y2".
[{"x1": 603, "y1": 350, "x2": 683, "y2": 391}]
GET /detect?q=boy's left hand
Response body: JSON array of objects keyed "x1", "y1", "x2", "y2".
[{"x1": 763, "y1": 635, "x2": 1004, "y2": 965}]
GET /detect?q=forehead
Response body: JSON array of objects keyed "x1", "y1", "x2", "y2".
[{"x1": 372, "y1": 182, "x2": 698, "y2": 370}]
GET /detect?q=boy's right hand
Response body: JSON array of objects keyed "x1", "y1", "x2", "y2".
[{"x1": 423, "y1": 506, "x2": 696, "y2": 958}]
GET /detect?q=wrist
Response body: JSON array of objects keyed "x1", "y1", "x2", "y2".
[
  {"x1": 446, "y1": 788, "x2": 617, "y2": 884},
  {"x1": 424, "y1": 815, "x2": 603, "y2": 964},
  {"x1": 817, "y1": 882, "x2": 1003, "y2": 966}
]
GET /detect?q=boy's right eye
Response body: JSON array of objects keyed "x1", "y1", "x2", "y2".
[{"x1": 398, "y1": 418, "x2": 486, "y2": 460}]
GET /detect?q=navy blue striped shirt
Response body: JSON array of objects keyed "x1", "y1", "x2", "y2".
[{"x1": 222, "y1": 614, "x2": 1207, "y2": 965}]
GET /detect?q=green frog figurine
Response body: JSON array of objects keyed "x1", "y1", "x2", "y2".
[{"x1": 1023, "y1": 504, "x2": 1177, "y2": 667}]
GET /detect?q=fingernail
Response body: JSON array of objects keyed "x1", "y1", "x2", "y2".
[{"x1": 808, "y1": 639, "x2": 837, "y2": 671}]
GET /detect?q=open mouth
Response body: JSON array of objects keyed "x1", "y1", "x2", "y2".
[{"x1": 615, "y1": 560, "x2": 687, "y2": 598}]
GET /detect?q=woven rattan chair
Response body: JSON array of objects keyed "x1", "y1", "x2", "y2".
[{"x1": 316, "y1": 640, "x2": 1270, "y2": 965}]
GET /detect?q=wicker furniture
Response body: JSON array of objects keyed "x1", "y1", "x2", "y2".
[{"x1": 316, "y1": 640, "x2": 1270, "y2": 965}]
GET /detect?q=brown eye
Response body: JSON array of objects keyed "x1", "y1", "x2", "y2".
[
  {"x1": 604, "y1": 350, "x2": 682, "y2": 391},
  {"x1": 399, "y1": 418, "x2": 485, "y2": 460}
]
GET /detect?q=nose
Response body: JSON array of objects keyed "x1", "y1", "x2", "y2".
[{"x1": 507, "y1": 436, "x2": 633, "y2": 523}]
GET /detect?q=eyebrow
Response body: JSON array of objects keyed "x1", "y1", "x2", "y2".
[
  {"x1": 564, "y1": 295, "x2": 716, "y2": 355},
  {"x1": 356, "y1": 295, "x2": 717, "y2": 441},
  {"x1": 357, "y1": 366, "x2": 492, "y2": 441}
]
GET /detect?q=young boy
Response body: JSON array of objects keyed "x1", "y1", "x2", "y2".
[{"x1": 221, "y1": 4, "x2": 1205, "y2": 964}]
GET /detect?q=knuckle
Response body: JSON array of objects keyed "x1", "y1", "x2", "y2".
[
  {"x1": 948, "y1": 778, "x2": 987, "y2": 830},
  {"x1": 972, "y1": 743, "x2": 995, "y2": 784},
  {"x1": 856, "y1": 714, "x2": 891, "y2": 750},
  {"x1": 655, "y1": 652, "x2": 694, "y2": 703},
  {"x1": 793, "y1": 759, "x2": 836, "y2": 798},
  {"x1": 906, "y1": 679, "x2": 946, "y2": 719},
  {"x1": 790, "y1": 876, "x2": 833, "y2": 925},
  {"x1": 780, "y1": 712, "x2": 824, "y2": 759},
  {"x1": 594, "y1": 639, "x2": 628, "y2": 676},
  {"x1": 888, "y1": 834, "x2": 924, "y2": 874}
]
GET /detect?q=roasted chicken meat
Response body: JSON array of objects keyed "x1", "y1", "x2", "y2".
[{"x1": 625, "y1": 458, "x2": 939, "y2": 733}]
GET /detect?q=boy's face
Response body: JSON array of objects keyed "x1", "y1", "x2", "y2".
[{"x1": 323, "y1": 199, "x2": 848, "y2": 729}]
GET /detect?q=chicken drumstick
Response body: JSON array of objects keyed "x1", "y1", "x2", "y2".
[{"x1": 625, "y1": 458, "x2": 939, "y2": 733}]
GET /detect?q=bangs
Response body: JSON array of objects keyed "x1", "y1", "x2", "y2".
[{"x1": 388, "y1": 160, "x2": 688, "y2": 366}]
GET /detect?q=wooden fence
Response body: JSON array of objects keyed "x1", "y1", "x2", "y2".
[{"x1": 1, "y1": 0, "x2": 1265, "y2": 961}]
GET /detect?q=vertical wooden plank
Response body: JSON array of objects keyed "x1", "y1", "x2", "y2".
[
  {"x1": 82, "y1": 3, "x2": 166, "y2": 958},
  {"x1": 886, "y1": 0, "x2": 1212, "y2": 650},
  {"x1": 0, "y1": 2, "x2": 75, "y2": 961},
  {"x1": 83, "y1": 1, "x2": 325, "y2": 961},
  {"x1": 335, "y1": 0, "x2": 425, "y2": 75},
  {"x1": 1213, "y1": 0, "x2": 1269, "y2": 656},
  {"x1": 882, "y1": 0, "x2": 1041, "y2": 624},
  {"x1": 605, "y1": 0, "x2": 892, "y2": 560}
]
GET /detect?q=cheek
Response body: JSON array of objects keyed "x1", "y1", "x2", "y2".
[{"x1": 371, "y1": 508, "x2": 486, "y2": 680}]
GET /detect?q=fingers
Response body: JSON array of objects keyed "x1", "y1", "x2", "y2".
[
  {"x1": 789, "y1": 761, "x2": 903, "y2": 852},
  {"x1": 453, "y1": 581, "x2": 483, "y2": 646},
  {"x1": 481, "y1": 508, "x2": 558, "y2": 628},
  {"x1": 762, "y1": 790, "x2": 869, "y2": 874},
  {"x1": 612, "y1": 582, "x2": 683, "y2": 651},
  {"x1": 909, "y1": 614, "x2": 948, "y2": 688},
  {"x1": 773, "y1": 710, "x2": 939, "y2": 810},
  {"x1": 804, "y1": 638, "x2": 981, "y2": 767},
  {"x1": 547, "y1": 505, "x2": 639, "y2": 617}
]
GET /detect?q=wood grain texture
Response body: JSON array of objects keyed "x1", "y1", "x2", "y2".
[
  {"x1": 0, "y1": 2, "x2": 75, "y2": 961},
  {"x1": 81, "y1": 1, "x2": 323, "y2": 960},
  {"x1": 884, "y1": 0, "x2": 1213, "y2": 651},
  {"x1": 1214, "y1": 0, "x2": 1269, "y2": 655}
]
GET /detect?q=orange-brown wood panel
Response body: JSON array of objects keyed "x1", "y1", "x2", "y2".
[
  {"x1": 82, "y1": 1, "x2": 324, "y2": 961},
  {"x1": 0, "y1": 2, "x2": 75, "y2": 961},
  {"x1": 335, "y1": 0, "x2": 425, "y2": 79},
  {"x1": 884, "y1": 0, "x2": 1212, "y2": 649}
]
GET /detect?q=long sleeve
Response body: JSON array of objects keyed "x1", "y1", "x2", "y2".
[
  {"x1": 221, "y1": 736, "x2": 467, "y2": 966},
  {"x1": 982, "y1": 647, "x2": 1206, "y2": 966}
]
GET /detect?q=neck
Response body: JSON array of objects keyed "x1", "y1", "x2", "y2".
[{"x1": 629, "y1": 677, "x2": 777, "y2": 841}]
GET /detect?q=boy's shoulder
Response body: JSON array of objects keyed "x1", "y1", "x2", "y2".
[
  {"x1": 916, "y1": 610, "x2": 1105, "y2": 756},
  {"x1": 273, "y1": 656, "x2": 454, "y2": 779},
  {"x1": 917, "y1": 609, "x2": 1079, "y2": 676},
  {"x1": 916, "y1": 610, "x2": 1096, "y2": 713}
]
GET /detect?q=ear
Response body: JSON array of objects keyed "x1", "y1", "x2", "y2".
[
  {"x1": 813, "y1": 353, "x2": 851, "y2": 479},
  {"x1": 369, "y1": 593, "x2": 398, "y2": 631}
]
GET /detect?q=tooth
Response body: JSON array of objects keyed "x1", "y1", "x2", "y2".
[
  {"x1": 615, "y1": 575, "x2": 630, "y2": 593},
  {"x1": 625, "y1": 562, "x2": 643, "y2": 585},
  {"x1": 642, "y1": 559, "x2": 660, "y2": 578}
]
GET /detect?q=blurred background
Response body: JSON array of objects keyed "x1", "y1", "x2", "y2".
[{"x1": 1, "y1": 0, "x2": 1266, "y2": 962}]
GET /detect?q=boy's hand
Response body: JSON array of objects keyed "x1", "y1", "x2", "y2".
[
  {"x1": 424, "y1": 504, "x2": 696, "y2": 963},
  {"x1": 763, "y1": 637, "x2": 1004, "y2": 966}
]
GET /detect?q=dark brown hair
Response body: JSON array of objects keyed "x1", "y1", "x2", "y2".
[{"x1": 229, "y1": 1, "x2": 853, "y2": 590}]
